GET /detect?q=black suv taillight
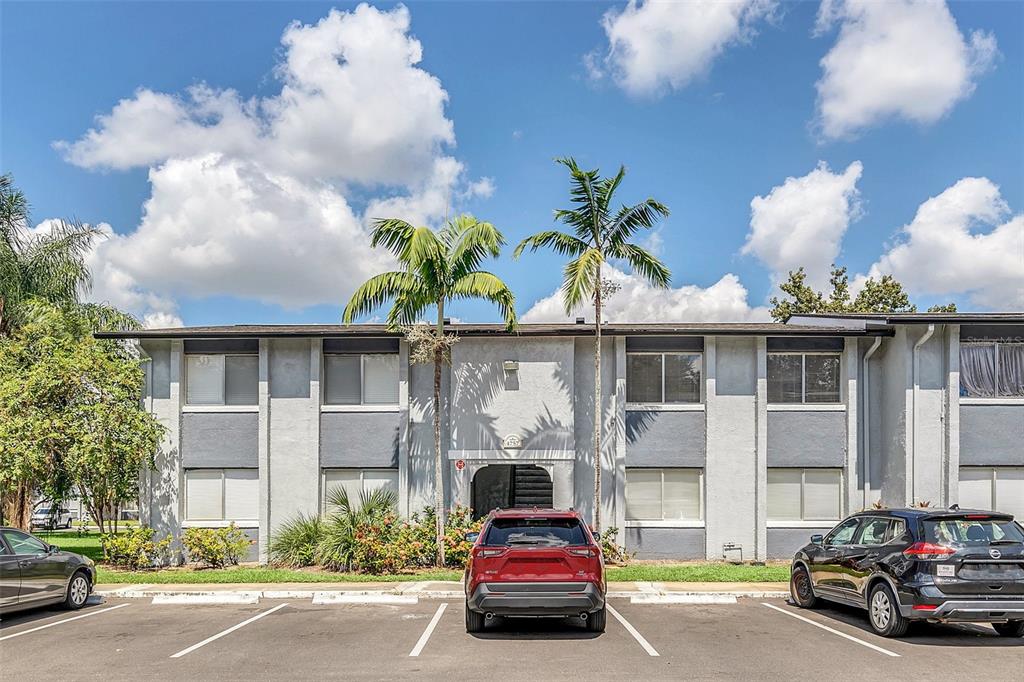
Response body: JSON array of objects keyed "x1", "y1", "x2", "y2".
[{"x1": 903, "y1": 542, "x2": 956, "y2": 560}]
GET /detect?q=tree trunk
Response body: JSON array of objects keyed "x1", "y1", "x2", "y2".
[
  {"x1": 434, "y1": 304, "x2": 446, "y2": 567},
  {"x1": 5, "y1": 482, "x2": 33, "y2": 530},
  {"x1": 593, "y1": 267, "x2": 602, "y2": 533}
]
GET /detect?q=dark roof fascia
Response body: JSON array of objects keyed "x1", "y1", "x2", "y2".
[
  {"x1": 786, "y1": 312, "x2": 1024, "y2": 325},
  {"x1": 96, "y1": 323, "x2": 894, "y2": 340}
]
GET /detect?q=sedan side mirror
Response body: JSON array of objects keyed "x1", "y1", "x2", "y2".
[
  {"x1": 810, "y1": 534, "x2": 823, "y2": 545},
  {"x1": 464, "y1": 532, "x2": 479, "y2": 543}
]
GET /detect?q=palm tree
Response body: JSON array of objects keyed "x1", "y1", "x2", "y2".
[
  {"x1": 514, "y1": 158, "x2": 670, "y2": 532},
  {"x1": 344, "y1": 214, "x2": 517, "y2": 566}
]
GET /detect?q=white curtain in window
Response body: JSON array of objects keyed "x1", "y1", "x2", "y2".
[
  {"x1": 187, "y1": 355, "x2": 225, "y2": 405},
  {"x1": 995, "y1": 468, "x2": 1024, "y2": 519},
  {"x1": 225, "y1": 356, "x2": 258, "y2": 405},
  {"x1": 960, "y1": 344, "x2": 996, "y2": 397},
  {"x1": 767, "y1": 469, "x2": 802, "y2": 520},
  {"x1": 324, "y1": 356, "x2": 361, "y2": 404},
  {"x1": 186, "y1": 470, "x2": 223, "y2": 520},
  {"x1": 662, "y1": 469, "x2": 701, "y2": 520},
  {"x1": 224, "y1": 470, "x2": 259, "y2": 520},
  {"x1": 997, "y1": 344, "x2": 1024, "y2": 397},
  {"x1": 363, "y1": 470, "x2": 399, "y2": 498},
  {"x1": 362, "y1": 354, "x2": 399, "y2": 404},
  {"x1": 958, "y1": 468, "x2": 994, "y2": 510},
  {"x1": 625, "y1": 469, "x2": 662, "y2": 520},
  {"x1": 324, "y1": 470, "x2": 362, "y2": 510},
  {"x1": 803, "y1": 470, "x2": 841, "y2": 521}
]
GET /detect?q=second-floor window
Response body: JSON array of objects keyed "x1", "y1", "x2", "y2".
[
  {"x1": 186, "y1": 354, "x2": 258, "y2": 405},
  {"x1": 768, "y1": 352, "x2": 840, "y2": 404},
  {"x1": 960, "y1": 343, "x2": 1024, "y2": 398},
  {"x1": 627, "y1": 352, "x2": 701, "y2": 404},
  {"x1": 324, "y1": 354, "x2": 399, "y2": 405}
]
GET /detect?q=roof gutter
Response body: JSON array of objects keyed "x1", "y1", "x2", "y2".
[
  {"x1": 862, "y1": 336, "x2": 882, "y2": 510},
  {"x1": 911, "y1": 324, "x2": 935, "y2": 505}
]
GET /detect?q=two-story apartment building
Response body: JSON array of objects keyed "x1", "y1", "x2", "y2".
[{"x1": 97, "y1": 312, "x2": 1024, "y2": 563}]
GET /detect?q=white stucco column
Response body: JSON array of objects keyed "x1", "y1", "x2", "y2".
[
  {"x1": 257, "y1": 339, "x2": 270, "y2": 564},
  {"x1": 845, "y1": 337, "x2": 859, "y2": 515},
  {"x1": 754, "y1": 337, "x2": 767, "y2": 562}
]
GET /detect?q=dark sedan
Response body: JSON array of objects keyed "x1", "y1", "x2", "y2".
[
  {"x1": 0, "y1": 527, "x2": 95, "y2": 615},
  {"x1": 790, "y1": 508, "x2": 1024, "y2": 637}
]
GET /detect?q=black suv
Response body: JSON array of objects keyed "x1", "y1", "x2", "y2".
[{"x1": 790, "y1": 508, "x2": 1024, "y2": 637}]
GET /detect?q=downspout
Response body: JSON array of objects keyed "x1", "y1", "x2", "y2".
[
  {"x1": 862, "y1": 337, "x2": 881, "y2": 510},
  {"x1": 911, "y1": 325, "x2": 935, "y2": 505}
]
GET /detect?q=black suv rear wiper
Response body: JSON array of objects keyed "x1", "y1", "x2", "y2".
[{"x1": 988, "y1": 540, "x2": 1021, "y2": 545}]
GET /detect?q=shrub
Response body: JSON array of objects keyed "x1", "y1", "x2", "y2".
[
  {"x1": 182, "y1": 525, "x2": 251, "y2": 568},
  {"x1": 101, "y1": 526, "x2": 172, "y2": 570},
  {"x1": 598, "y1": 527, "x2": 633, "y2": 565},
  {"x1": 269, "y1": 514, "x2": 323, "y2": 568}
]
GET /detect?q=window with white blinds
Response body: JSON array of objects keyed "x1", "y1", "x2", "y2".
[
  {"x1": 767, "y1": 353, "x2": 841, "y2": 404},
  {"x1": 768, "y1": 468, "x2": 842, "y2": 522},
  {"x1": 324, "y1": 354, "x2": 398, "y2": 405},
  {"x1": 323, "y1": 469, "x2": 399, "y2": 512},
  {"x1": 959, "y1": 467, "x2": 1024, "y2": 519},
  {"x1": 626, "y1": 353, "x2": 702, "y2": 404},
  {"x1": 625, "y1": 468, "x2": 702, "y2": 521},
  {"x1": 186, "y1": 354, "x2": 258, "y2": 405},
  {"x1": 185, "y1": 469, "x2": 258, "y2": 521}
]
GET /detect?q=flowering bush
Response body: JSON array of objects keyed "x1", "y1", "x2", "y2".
[
  {"x1": 182, "y1": 524, "x2": 251, "y2": 568},
  {"x1": 598, "y1": 527, "x2": 633, "y2": 565},
  {"x1": 101, "y1": 526, "x2": 172, "y2": 570}
]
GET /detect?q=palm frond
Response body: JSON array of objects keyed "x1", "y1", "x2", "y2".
[
  {"x1": 561, "y1": 247, "x2": 604, "y2": 313},
  {"x1": 512, "y1": 230, "x2": 589, "y2": 259},
  {"x1": 342, "y1": 271, "x2": 419, "y2": 325},
  {"x1": 451, "y1": 271, "x2": 518, "y2": 330},
  {"x1": 555, "y1": 157, "x2": 602, "y2": 242},
  {"x1": 606, "y1": 199, "x2": 670, "y2": 248},
  {"x1": 609, "y1": 243, "x2": 671, "y2": 287},
  {"x1": 447, "y1": 215, "x2": 505, "y2": 279},
  {"x1": 369, "y1": 218, "x2": 417, "y2": 262}
]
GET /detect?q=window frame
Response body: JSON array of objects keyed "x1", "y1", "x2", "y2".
[
  {"x1": 824, "y1": 517, "x2": 862, "y2": 547},
  {"x1": 184, "y1": 353, "x2": 258, "y2": 407},
  {"x1": 624, "y1": 467, "x2": 704, "y2": 526},
  {"x1": 321, "y1": 468, "x2": 400, "y2": 514},
  {"x1": 767, "y1": 351, "x2": 842, "y2": 405},
  {"x1": 767, "y1": 467, "x2": 844, "y2": 525},
  {"x1": 323, "y1": 353, "x2": 399, "y2": 407},
  {"x1": 626, "y1": 351, "x2": 703, "y2": 406},
  {"x1": 183, "y1": 468, "x2": 259, "y2": 524},
  {"x1": 960, "y1": 342, "x2": 1024, "y2": 399}
]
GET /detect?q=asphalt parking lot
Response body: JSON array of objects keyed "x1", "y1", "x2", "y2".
[{"x1": 2, "y1": 596, "x2": 1021, "y2": 680}]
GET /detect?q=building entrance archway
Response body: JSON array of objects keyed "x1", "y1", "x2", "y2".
[{"x1": 470, "y1": 464, "x2": 553, "y2": 520}]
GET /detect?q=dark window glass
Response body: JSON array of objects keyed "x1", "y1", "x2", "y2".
[
  {"x1": 665, "y1": 354, "x2": 701, "y2": 403},
  {"x1": 627, "y1": 354, "x2": 663, "y2": 403},
  {"x1": 483, "y1": 518, "x2": 587, "y2": 547},
  {"x1": 1, "y1": 529, "x2": 47, "y2": 554},
  {"x1": 225, "y1": 356, "x2": 258, "y2": 405},
  {"x1": 825, "y1": 518, "x2": 860, "y2": 546},
  {"x1": 924, "y1": 518, "x2": 1024, "y2": 545},
  {"x1": 854, "y1": 517, "x2": 890, "y2": 545},
  {"x1": 767, "y1": 354, "x2": 802, "y2": 403},
  {"x1": 804, "y1": 355, "x2": 840, "y2": 403}
]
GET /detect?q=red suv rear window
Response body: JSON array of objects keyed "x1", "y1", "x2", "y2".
[{"x1": 483, "y1": 518, "x2": 587, "y2": 547}]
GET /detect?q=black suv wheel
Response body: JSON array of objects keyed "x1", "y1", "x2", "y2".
[
  {"x1": 867, "y1": 583, "x2": 908, "y2": 637},
  {"x1": 465, "y1": 604, "x2": 485, "y2": 633},
  {"x1": 992, "y1": 621, "x2": 1024, "y2": 638},
  {"x1": 790, "y1": 565, "x2": 818, "y2": 608}
]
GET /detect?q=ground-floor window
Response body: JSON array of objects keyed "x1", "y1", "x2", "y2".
[
  {"x1": 959, "y1": 467, "x2": 1024, "y2": 519},
  {"x1": 625, "y1": 468, "x2": 702, "y2": 522},
  {"x1": 767, "y1": 468, "x2": 842, "y2": 523},
  {"x1": 184, "y1": 469, "x2": 258, "y2": 521},
  {"x1": 322, "y1": 468, "x2": 399, "y2": 512}
]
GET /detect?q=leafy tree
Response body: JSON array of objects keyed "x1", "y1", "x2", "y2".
[
  {"x1": 769, "y1": 265, "x2": 956, "y2": 322},
  {"x1": 343, "y1": 214, "x2": 517, "y2": 566},
  {"x1": 0, "y1": 301, "x2": 163, "y2": 532},
  {"x1": 515, "y1": 158, "x2": 670, "y2": 531}
]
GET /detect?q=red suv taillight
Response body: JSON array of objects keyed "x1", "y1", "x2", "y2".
[
  {"x1": 476, "y1": 548, "x2": 506, "y2": 558},
  {"x1": 568, "y1": 547, "x2": 598, "y2": 557},
  {"x1": 903, "y1": 542, "x2": 956, "y2": 560}
]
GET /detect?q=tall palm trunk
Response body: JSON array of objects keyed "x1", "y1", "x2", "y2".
[
  {"x1": 593, "y1": 264, "x2": 602, "y2": 532},
  {"x1": 434, "y1": 304, "x2": 446, "y2": 567}
]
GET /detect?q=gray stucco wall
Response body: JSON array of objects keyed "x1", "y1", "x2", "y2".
[
  {"x1": 767, "y1": 527, "x2": 831, "y2": 560},
  {"x1": 625, "y1": 410, "x2": 705, "y2": 466},
  {"x1": 960, "y1": 405, "x2": 1024, "y2": 465},
  {"x1": 181, "y1": 413, "x2": 259, "y2": 468},
  {"x1": 148, "y1": 343, "x2": 171, "y2": 400},
  {"x1": 766, "y1": 411, "x2": 846, "y2": 466},
  {"x1": 626, "y1": 527, "x2": 705, "y2": 560},
  {"x1": 573, "y1": 337, "x2": 618, "y2": 526},
  {"x1": 409, "y1": 362, "x2": 449, "y2": 514},
  {"x1": 320, "y1": 412, "x2": 400, "y2": 467}
]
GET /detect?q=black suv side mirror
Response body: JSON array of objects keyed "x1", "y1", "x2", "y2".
[{"x1": 810, "y1": 534, "x2": 823, "y2": 545}]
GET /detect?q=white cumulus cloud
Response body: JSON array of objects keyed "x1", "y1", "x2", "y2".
[
  {"x1": 814, "y1": 0, "x2": 998, "y2": 139},
  {"x1": 53, "y1": 4, "x2": 488, "y2": 324},
  {"x1": 590, "y1": 0, "x2": 776, "y2": 97},
  {"x1": 743, "y1": 161, "x2": 863, "y2": 290},
  {"x1": 522, "y1": 266, "x2": 769, "y2": 323},
  {"x1": 859, "y1": 177, "x2": 1023, "y2": 309}
]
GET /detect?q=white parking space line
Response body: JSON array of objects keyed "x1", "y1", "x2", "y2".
[
  {"x1": 170, "y1": 603, "x2": 289, "y2": 658},
  {"x1": 0, "y1": 603, "x2": 130, "y2": 642},
  {"x1": 409, "y1": 603, "x2": 448, "y2": 657},
  {"x1": 761, "y1": 603, "x2": 900, "y2": 658},
  {"x1": 607, "y1": 604, "x2": 659, "y2": 657}
]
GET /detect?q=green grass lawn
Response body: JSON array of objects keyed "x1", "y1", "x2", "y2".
[{"x1": 40, "y1": 530, "x2": 789, "y2": 584}]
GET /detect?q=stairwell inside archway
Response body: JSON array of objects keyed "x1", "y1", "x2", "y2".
[{"x1": 470, "y1": 464, "x2": 554, "y2": 520}]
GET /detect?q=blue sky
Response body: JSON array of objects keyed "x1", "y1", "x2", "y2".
[{"x1": 2, "y1": 1, "x2": 1022, "y2": 327}]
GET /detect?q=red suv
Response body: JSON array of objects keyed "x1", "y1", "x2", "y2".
[{"x1": 463, "y1": 508, "x2": 606, "y2": 633}]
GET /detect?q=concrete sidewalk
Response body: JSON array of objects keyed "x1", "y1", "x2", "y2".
[{"x1": 96, "y1": 580, "x2": 789, "y2": 603}]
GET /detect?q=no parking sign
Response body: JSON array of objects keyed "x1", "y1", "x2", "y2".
[{"x1": 455, "y1": 459, "x2": 465, "y2": 471}]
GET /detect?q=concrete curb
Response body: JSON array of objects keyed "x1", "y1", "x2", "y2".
[{"x1": 151, "y1": 592, "x2": 261, "y2": 605}]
